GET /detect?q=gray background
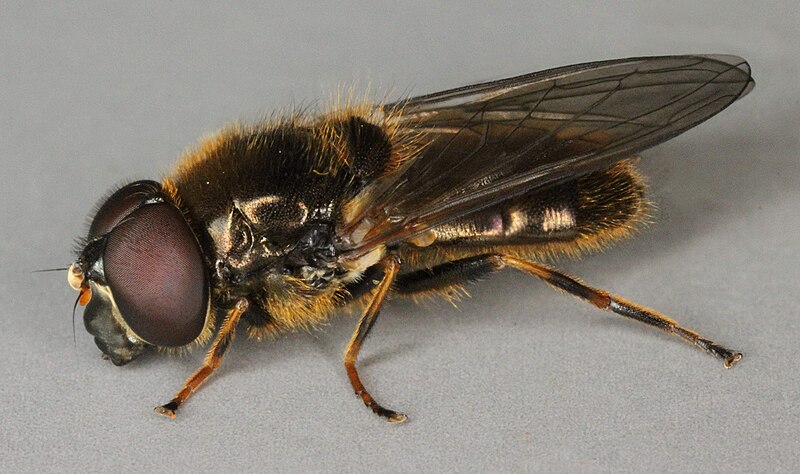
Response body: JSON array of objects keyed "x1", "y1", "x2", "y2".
[{"x1": 2, "y1": 1, "x2": 798, "y2": 472}]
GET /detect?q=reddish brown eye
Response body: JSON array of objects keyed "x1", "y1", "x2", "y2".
[
  {"x1": 89, "y1": 181, "x2": 160, "y2": 239},
  {"x1": 104, "y1": 203, "x2": 208, "y2": 347}
]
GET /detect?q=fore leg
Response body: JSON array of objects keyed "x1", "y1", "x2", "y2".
[
  {"x1": 344, "y1": 255, "x2": 406, "y2": 423},
  {"x1": 155, "y1": 298, "x2": 249, "y2": 418},
  {"x1": 395, "y1": 254, "x2": 742, "y2": 368}
]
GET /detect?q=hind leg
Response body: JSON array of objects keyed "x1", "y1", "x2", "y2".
[{"x1": 394, "y1": 254, "x2": 742, "y2": 368}]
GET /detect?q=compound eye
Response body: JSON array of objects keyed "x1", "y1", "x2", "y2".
[
  {"x1": 104, "y1": 203, "x2": 208, "y2": 347},
  {"x1": 88, "y1": 180, "x2": 161, "y2": 239}
]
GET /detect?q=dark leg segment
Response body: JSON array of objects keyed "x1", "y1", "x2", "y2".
[
  {"x1": 495, "y1": 255, "x2": 743, "y2": 368},
  {"x1": 394, "y1": 254, "x2": 503, "y2": 295},
  {"x1": 155, "y1": 298, "x2": 249, "y2": 418},
  {"x1": 344, "y1": 255, "x2": 406, "y2": 423}
]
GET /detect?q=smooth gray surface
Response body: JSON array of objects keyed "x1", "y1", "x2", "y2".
[{"x1": 2, "y1": 2, "x2": 798, "y2": 472}]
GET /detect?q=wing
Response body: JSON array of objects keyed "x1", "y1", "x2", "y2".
[{"x1": 339, "y1": 55, "x2": 753, "y2": 257}]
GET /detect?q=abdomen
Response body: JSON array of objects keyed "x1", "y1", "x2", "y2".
[{"x1": 398, "y1": 159, "x2": 648, "y2": 270}]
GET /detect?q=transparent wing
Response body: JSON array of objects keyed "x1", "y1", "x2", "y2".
[{"x1": 339, "y1": 55, "x2": 753, "y2": 257}]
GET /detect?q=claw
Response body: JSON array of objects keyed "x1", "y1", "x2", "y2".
[
  {"x1": 154, "y1": 401, "x2": 179, "y2": 418},
  {"x1": 724, "y1": 352, "x2": 743, "y2": 369},
  {"x1": 386, "y1": 412, "x2": 408, "y2": 423}
]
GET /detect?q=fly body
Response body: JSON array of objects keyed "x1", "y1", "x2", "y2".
[{"x1": 67, "y1": 55, "x2": 753, "y2": 422}]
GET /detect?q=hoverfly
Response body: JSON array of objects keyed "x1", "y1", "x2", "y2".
[{"x1": 67, "y1": 55, "x2": 753, "y2": 422}]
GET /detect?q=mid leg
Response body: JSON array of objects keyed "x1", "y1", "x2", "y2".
[
  {"x1": 344, "y1": 255, "x2": 406, "y2": 423},
  {"x1": 155, "y1": 298, "x2": 249, "y2": 418}
]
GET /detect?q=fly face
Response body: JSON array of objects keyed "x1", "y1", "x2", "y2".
[{"x1": 69, "y1": 181, "x2": 211, "y2": 364}]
